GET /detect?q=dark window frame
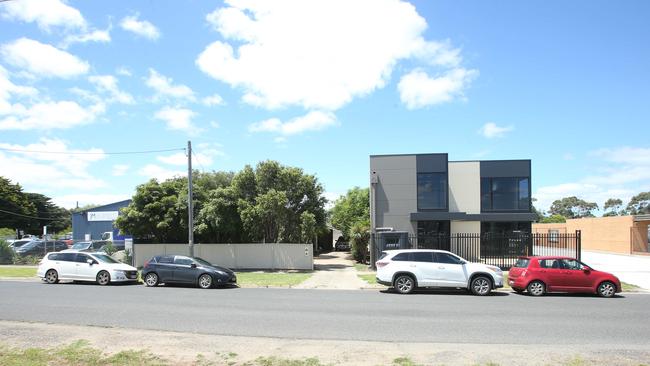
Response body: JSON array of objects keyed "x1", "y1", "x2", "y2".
[
  {"x1": 417, "y1": 172, "x2": 448, "y2": 211},
  {"x1": 481, "y1": 176, "x2": 531, "y2": 212}
]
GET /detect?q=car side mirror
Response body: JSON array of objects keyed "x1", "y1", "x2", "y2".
[
  {"x1": 583, "y1": 267, "x2": 591, "y2": 273},
  {"x1": 86, "y1": 259, "x2": 94, "y2": 265},
  {"x1": 191, "y1": 263, "x2": 197, "y2": 268}
]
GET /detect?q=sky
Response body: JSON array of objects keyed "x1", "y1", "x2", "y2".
[{"x1": 0, "y1": 0, "x2": 649, "y2": 212}]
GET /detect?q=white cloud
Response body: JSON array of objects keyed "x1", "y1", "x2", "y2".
[
  {"x1": 120, "y1": 14, "x2": 160, "y2": 40},
  {"x1": 210, "y1": 121, "x2": 220, "y2": 128},
  {"x1": 202, "y1": 94, "x2": 224, "y2": 106},
  {"x1": 249, "y1": 111, "x2": 337, "y2": 136},
  {"x1": 398, "y1": 68, "x2": 478, "y2": 109},
  {"x1": 154, "y1": 106, "x2": 200, "y2": 133},
  {"x1": 140, "y1": 164, "x2": 185, "y2": 181},
  {"x1": 146, "y1": 68, "x2": 195, "y2": 101},
  {"x1": 197, "y1": 0, "x2": 474, "y2": 111},
  {"x1": 534, "y1": 146, "x2": 650, "y2": 212},
  {"x1": 1, "y1": 38, "x2": 89, "y2": 78},
  {"x1": 52, "y1": 194, "x2": 131, "y2": 210},
  {"x1": 0, "y1": 100, "x2": 99, "y2": 130},
  {"x1": 116, "y1": 67, "x2": 132, "y2": 77},
  {"x1": 60, "y1": 28, "x2": 111, "y2": 48},
  {"x1": 478, "y1": 122, "x2": 514, "y2": 139},
  {"x1": 158, "y1": 146, "x2": 223, "y2": 167},
  {"x1": 112, "y1": 164, "x2": 129, "y2": 176},
  {"x1": 88, "y1": 75, "x2": 134, "y2": 104},
  {"x1": 0, "y1": 139, "x2": 107, "y2": 195},
  {"x1": 1, "y1": 0, "x2": 86, "y2": 31},
  {"x1": 0, "y1": 65, "x2": 38, "y2": 114}
]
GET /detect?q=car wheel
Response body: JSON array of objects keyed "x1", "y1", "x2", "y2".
[
  {"x1": 144, "y1": 273, "x2": 159, "y2": 287},
  {"x1": 597, "y1": 281, "x2": 616, "y2": 298},
  {"x1": 96, "y1": 271, "x2": 110, "y2": 286},
  {"x1": 527, "y1": 280, "x2": 545, "y2": 296},
  {"x1": 393, "y1": 274, "x2": 415, "y2": 294},
  {"x1": 45, "y1": 269, "x2": 58, "y2": 284},
  {"x1": 470, "y1": 276, "x2": 492, "y2": 296},
  {"x1": 198, "y1": 274, "x2": 213, "y2": 289}
]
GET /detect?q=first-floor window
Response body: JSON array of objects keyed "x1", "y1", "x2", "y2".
[{"x1": 481, "y1": 221, "x2": 531, "y2": 235}]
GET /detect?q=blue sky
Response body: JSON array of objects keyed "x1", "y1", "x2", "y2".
[{"x1": 0, "y1": 0, "x2": 648, "y2": 212}]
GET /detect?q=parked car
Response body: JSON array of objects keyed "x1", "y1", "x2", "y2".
[
  {"x1": 62, "y1": 241, "x2": 107, "y2": 253},
  {"x1": 37, "y1": 251, "x2": 138, "y2": 285},
  {"x1": 8, "y1": 239, "x2": 32, "y2": 251},
  {"x1": 141, "y1": 255, "x2": 237, "y2": 289},
  {"x1": 375, "y1": 249, "x2": 504, "y2": 295},
  {"x1": 508, "y1": 256, "x2": 621, "y2": 298},
  {"x1": 335, "y1": 240, "x2": 350, "y2": 251},
  {"x1": 15, "y1": 240, "x2": 67, "y2": 257}
]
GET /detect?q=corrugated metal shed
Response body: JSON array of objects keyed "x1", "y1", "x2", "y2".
[{"x1": 72, "y1": 199, "x2": 132, "y2": 241}]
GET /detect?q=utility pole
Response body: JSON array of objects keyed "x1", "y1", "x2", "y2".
[{"x1": 187, "y1": 140, "x2": 194, "y2": 257}]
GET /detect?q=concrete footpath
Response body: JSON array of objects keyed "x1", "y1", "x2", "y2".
[
  {"x1": 294, "y1": 251, "x2": 380, "y2": 290},
  {"x1": 582, "y1": 250, "x2": 650, "y2": 290}
]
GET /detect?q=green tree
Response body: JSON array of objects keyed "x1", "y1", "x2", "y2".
[
  {"x1": 539, "y1": 214, "x2": 567, "y2": 223},
  {"x1": 603, "y1": 198, "x2": 624, "y2": 217},
  {"x1": 626, "y1": 192, "x2": 650, "y2": 215},
  {"x1": 531, "y1": 198, "x2": 544, "y2": 221},
  {"x1": 349, "y1": 219, "x2": 370, "y2": 263},
  {"x1": 196, "y1": 187, "x2": 245, "y2": 243},
  {"x1": 330, "y1": 187, "x2": 370, "y2": 237},
  {"x1": 300, "y1": 211, "x2": 316, "y2": 244},
  {"x1": 0, "y1": 177, "x2": 35, "y2": 230},
  {"x1": 24, "y1": 193, "x2": 70, "y2": 234},
  {"x1": 239, "y1": 189, "x2": 289, "y2": 243},
  {"x1": 549, "y1": 196, "x2": 598, "y2": 219}
]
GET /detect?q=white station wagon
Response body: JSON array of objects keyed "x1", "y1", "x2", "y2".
[
  {"x1": 376, "y1": 249, "x2": 504, "y2": 295},
  {"x1": 37, "y1": 252, "x2": 138, "y2": 285}
]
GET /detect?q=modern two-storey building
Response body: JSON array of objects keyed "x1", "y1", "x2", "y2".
[{"x1": 369, "y1": 153, "x2": 537, "y2": 247}]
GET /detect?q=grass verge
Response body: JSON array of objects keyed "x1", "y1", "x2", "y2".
[
  {"x1": 0, "y1": 267, "x2": 36, "y2": 277},
  {"x1": 235, "y1": 272, "x2": 312, "y2": 287},
  {"x1": 357, "y1": 274, "x2": 377, "y2": 285}
]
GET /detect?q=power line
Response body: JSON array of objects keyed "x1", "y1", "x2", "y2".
[
  {"x1": 191, "y1": 148, "x2": 207, "y2": 173},
  {"x1": 0, "y1": 208, "x2": 65, "y2": 221},
  {"x1": 0, "y1": 147, "x2": 185, "y2": 155}
]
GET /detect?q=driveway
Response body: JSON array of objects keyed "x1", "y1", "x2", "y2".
[
  {"x1": 294, "y1": 251, "x2": 376, "y2": 290},
  {"x1": 582, "y1": 251, "x2": 650, "y2": 290}
]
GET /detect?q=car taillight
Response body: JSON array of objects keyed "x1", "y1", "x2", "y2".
[
  {"x1": 143, "y1": 260, "x2": 149, "y2": 267},
  {"x1": 376, "y1": 261, "x2": 388, "y2": 268}
]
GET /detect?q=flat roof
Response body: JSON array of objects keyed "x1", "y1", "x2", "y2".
[{"x1": 369, "y1": 153, "x2": 530, "y2": 162}]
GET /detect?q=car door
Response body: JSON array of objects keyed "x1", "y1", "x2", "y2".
[
  {"x1": 537, "y1": 259, "x2": 565, "y2": 291},
  {"x1": 408, "y1": 252, "x2": 436, "y2": 286},
  {"x1": 57, "y1": 253, "x2": 78, "y2": 278},
  {"x1": 74, "y1": 253, "x2": 97, "y2": 280},
  {"x1": 155, "y1": 256, "x2": 175, "y2": 283},
  {"x1": 172, "y1": 256, "x2": 197, "y2": 283},
  {"x1": 559, "y1": 259, "x2": 593, "y2": 292},
  {"x1": 432, "y1": 253, "x2": 468, "y2": 287}
]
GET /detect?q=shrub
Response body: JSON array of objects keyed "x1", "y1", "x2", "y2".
[
  {"x1": 102, "y1": 241, "x2": 116, "y2": 255},
  {"x1": 13, "y1": 255, "x2": 40, "y2": 265},
  {"x1": 349, "y1": 220, "x2": 370, "y2": 263},
  {"x1": 0, "y1": 240, "x2": 13, "y2": 264},
  {"x1": 122, "y1": 249, "x2": 133, "y2": 265}
]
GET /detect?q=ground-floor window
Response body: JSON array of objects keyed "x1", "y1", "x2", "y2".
[
  {"x1": 416, "y1": 220, "x2": 450, "y2": 250},
  {"x1": 480, "y1": 221, "x2": 531, "y2": 235}
]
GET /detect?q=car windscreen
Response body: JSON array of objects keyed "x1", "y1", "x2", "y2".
[
  {"x1": 193, "y1": 257, "x2": 213, "y2": 267},
  {"x1": 71, "y1": 242, "x2": 91, "y2": 249},
  {"x1": 378, "y1": 252, "x2": 388, "y2": 260},
  {"x1": 514, "y1": 258, "x2": 530, "y2": 268},
  {"x1": 19, "y1": 241, "x2": 40, "y2": 249},
  {"x1": 92, "y1": 254, "x2": 120, "y2": 264},
  {"x1": 12, "y1": 240, "x2": 30, "y2": 247}
]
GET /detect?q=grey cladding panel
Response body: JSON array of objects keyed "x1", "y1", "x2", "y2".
[
  {"x1": 480, "y1": 160, "x2": 530, "y2": 178},
  {"x1": 416, "y1": 154, "x2": 447, "y2": 173},
  {"x1": 370, "y1": 155, "x2": 416, "y2": 172}
]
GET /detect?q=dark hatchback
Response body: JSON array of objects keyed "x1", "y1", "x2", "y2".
[
  {"x1": 15, "y1": 240, "x2": 67, "y2": 257},
  {"x1": 141, "y1": 255, "x2": 237, "y2": 289}
]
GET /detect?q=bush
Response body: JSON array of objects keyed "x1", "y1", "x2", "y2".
[
  {"x1": 349, "y1": 221, "x2": 370, "y2": 263},
  {"x1": 122, "y1": 248, "x2": 133, "y2": 265},
  {"x1": 13, "y1": 255, "x2": 40, "y2": 265},
  {"x1": 0, "y1": 240, "x2": 13, "y2": 264},
  {"x1": 102, "y1": 241, "x2": 116, "y2": 255}
]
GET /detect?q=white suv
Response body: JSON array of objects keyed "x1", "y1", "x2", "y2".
[
  {"x1": 375, "y1": 249, "x2": 504, "y2": 295},
  {"x1": 37, "y1": 252, "x2": 138, "y2": 285}
]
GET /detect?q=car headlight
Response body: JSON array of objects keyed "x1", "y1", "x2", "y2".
[
  {"x1": 214, "y1": 270, "x2": 227, "y2": 276},
  {"x1": 487, "y1": 266, "x2": 502, "y2": 273}
]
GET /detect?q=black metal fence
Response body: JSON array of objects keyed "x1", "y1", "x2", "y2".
[{"x1": 374, "y1": 231, "x2": 581, "y2": 269}]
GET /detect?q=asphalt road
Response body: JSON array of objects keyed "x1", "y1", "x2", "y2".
[{"x1": 1, "y1": 281, "x2": 648, "y2": 345}]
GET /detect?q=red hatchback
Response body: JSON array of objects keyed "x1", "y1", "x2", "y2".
[{"x1": 508, "y1": 256, "x2": 621, "y2": 298}]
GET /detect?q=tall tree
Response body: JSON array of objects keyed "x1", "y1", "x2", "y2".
[
  {"x1": 603, "y1": 198, "x2": 624, "y2": 217},
  {"x1": 330, "y1": 187, "x2": 370, "y2": 237},
  {"x1": 0, "y1": 177, "x2": 35, "y2": 230},
  {"x1": 24, "y1": 193, "x2": 70, "y2": 234},
  {"x1": 626, "y1": 192, "x2": 650, "y2": 215},
  {"x1": 549, "y1": 196, "x2": 598, "y2": 219}
]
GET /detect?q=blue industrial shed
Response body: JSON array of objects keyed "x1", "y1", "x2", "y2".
[{"x1": 72, "y1": 199, "x2": 132, "y2": 241}]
